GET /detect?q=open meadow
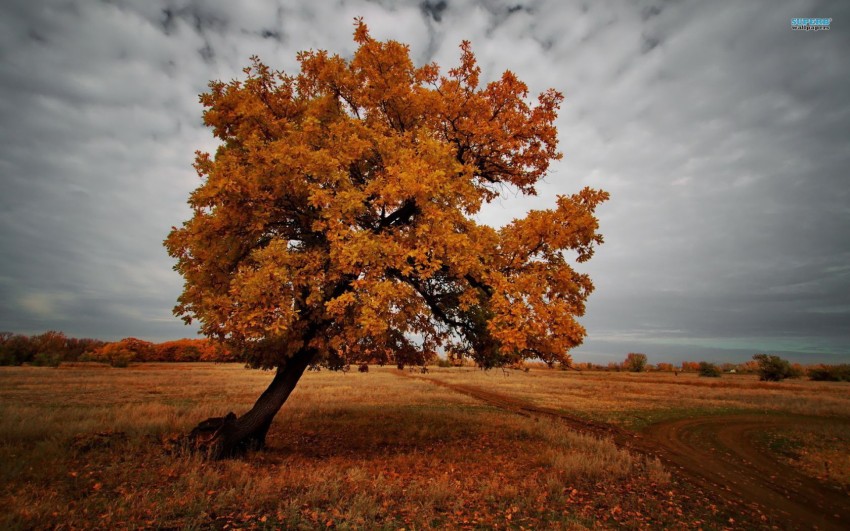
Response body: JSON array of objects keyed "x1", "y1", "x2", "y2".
[{"x1": 1, "y1": 364, "x2": 849, "y2": 529}]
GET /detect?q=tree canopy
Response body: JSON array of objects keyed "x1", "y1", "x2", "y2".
[
  {"x1": 623, "y1": 352, "x2": 648, "y2": 373},
  {"x1": 165, "y1": 20, "x2": 608, "y2": 371}
]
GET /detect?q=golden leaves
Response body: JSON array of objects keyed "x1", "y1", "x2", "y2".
[{"x1": 165, "y1": 20, "x2": 607, "y2": 369}]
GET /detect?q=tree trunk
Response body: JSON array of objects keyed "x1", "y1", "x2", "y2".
[{"x1": 186, "y1": 347, "x2": 315, "y2": 459}]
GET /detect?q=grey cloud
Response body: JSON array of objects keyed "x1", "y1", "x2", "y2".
[
  {"x1": 469, "y1": 0, "x2": 850, "y2": 359},
  {"x1": 420, "y1": 1, "x2": 448, "y2": 23}
]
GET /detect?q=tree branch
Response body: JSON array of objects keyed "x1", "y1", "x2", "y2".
[{"x1": 375, "y1": 199, "x2": 418, "y2": 233}]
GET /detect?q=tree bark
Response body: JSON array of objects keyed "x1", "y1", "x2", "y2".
[{"x1": 186, "y1": 347, "x2": 315, "y2": 459}]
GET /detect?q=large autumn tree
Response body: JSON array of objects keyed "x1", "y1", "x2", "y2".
[{"x1": 166, "y1": 21, "x2": 608, "y2": 458}]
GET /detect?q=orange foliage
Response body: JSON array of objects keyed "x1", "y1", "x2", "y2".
[
  {"x1": 623, "y1": 353, "x2": 648, "y2": 372},
  {"x1": 85, "y1": 338, "x2": 233, "y2": 364},
  {"x1": 680, "y1": 361, "x2": 700, "y2": 372},
  {"x1": 165, "y1": 21, "x2": 608, "y2": 370},
  {"x1": 149, "y1": 339, "x2": 232, "y2": 362},
  {"x1": 86, "y1": 338, "x2": 153, "y2": 366}
]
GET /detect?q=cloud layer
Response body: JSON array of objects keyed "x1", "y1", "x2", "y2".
[{"x1": 1, "y1": 0, "x2": 848, "y2": 362}]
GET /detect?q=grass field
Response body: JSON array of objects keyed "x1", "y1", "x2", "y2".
[
  {"x1": 1, "y1": 363, "x2": 848, "y2": 529},
  {"x1": 419, "y1": 368, "x2": 850, "y2": 429}
]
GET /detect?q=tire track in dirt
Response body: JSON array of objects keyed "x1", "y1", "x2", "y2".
[
  {"x1": 645, "y1": 415, "x2": 850, "y2": 530},
  {"x1": 400, "y1": 371, "x2": 850, "y2": 530}
]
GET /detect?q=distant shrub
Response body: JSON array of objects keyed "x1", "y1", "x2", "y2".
[
  {"x1": 623, "y1": 353, "x2": 648, "y2": 372},
  {"x1": 358, "y1": 363, "x2": 369, "y2": 373},
  {"x1": 697, "y1": 361, "x2": 721, "y2": 378},
  {"x1": 110, "y1": 352, "x2": 133, "y2": 368},
  {"x1": 83, "y1": 344, "x2": 135, "y2": 367},
  {"x1": 32, "y1": 351, "x2": 62, "y2": 368},
  {"x1": 808, "y1": 364, "x2": 850, "y2": 382},
  {"x1": 752, "y1": 354, "x2": 800, "y2": 382},
  {"x1": 436, "y1": 358, "x2": 453, "y2": 368}
]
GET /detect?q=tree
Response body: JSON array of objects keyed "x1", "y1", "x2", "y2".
[
  {"x1": 697, "y1": 361, "x2": 721, "y2": 378},
  {"x1": 680, "y1": 361, "x2": 699, "y2": 372},
  {"x1": 808, "y1": 364, "x2": 850, "y2": 382},
  {"x1": 83, "y1": 338, "x2": 155, "y2": 367},
  {"x1": 0, "y1": 333, "x2": 37, "y2": 365},
  {"x1": 623, "y1": 353, "x2": 647, "y2": 372},
  {"x1": 64, "y1": 337, "x2": 105, "y2": 362},
  {"x1": 84, "y1": 342, "x2": 135, "y2": 367},
  {"x1": 165, "y1": 21, "x2": 608, "y2": 458},
  {"x1": 655, "y1": 362, "x2": 674, "y2": 372},
  {"x1": 752, "y1": 353, "x2": 800, "y2": 382},
  {"x1": 33, "y1": 331, "x2": 68, "y2": 360}
]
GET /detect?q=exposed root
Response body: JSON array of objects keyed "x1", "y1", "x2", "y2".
[{"x1": 184, "y1": 412, "x2": 264, "y2": 460}]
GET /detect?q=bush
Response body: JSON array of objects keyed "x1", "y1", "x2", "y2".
[
  {"x1": 0, "y1": 348, "x2": 15, "y2": 366},
  {"x1": 110, "y1": 352, "x2": 133, "y2": 368},
  {"x1": 623, "y1": 352, "x2": 648, "y2": 372},
  {"x1": 752, "y1": 354, "x2": 800, "y2": 381},
  {"x1": 0, "y1": 333, "x2": 38, "y2": 365},
  {"x1": 698, "y1": 361, "x2": 721, "y2": 377},
  {"x1": 32, "y1": 351, "x2": 62, "y2": 367},
  {"x1": 82, "y1": 345, "x2": 135, "y2": 367},
  {"x1": 436, "y1": 358, "x2": 453, "y2": 368},
  {"x1": 808, "y1": 364, "x2": 850, "y2": 382}
]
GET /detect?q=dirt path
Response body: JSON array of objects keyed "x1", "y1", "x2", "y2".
[
  {"x1": 401, "y1": 372, "x2": 850, "y2": 530},
  {"x1": 645, "y1": 415, "x2": 850, "y2": 530}
]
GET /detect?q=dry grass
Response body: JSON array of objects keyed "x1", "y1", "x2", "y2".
[
  {"x1": 419, "y1": 368, "x2": 850, "y2": 428},
  {"x1": 758, "y1": 423, "x2": 850, "y2": 490},
  {"x1": 1, "y1": 363, "x2": 846, "y2": 529},
  {"x1": 420, "y1": 367, "x2": 850, "y2": 497}
]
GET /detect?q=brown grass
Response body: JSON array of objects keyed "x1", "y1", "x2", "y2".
[
  {"x1": 419, "y1": 367, "x2": 850, "y2": 498},
  {"x1": 758, "y1": 422, "x2": 850, "y2": 489},
  {"x1": 418, "y1": 368, "x2": 850, "y2": 428},
  {"x1": 0, "y1": 363, "x2": 847, "y2": 529}
]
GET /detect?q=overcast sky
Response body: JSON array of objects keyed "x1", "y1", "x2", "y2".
[{"x1": 1, "y1": 0, "x2": 848, "y2": 363}]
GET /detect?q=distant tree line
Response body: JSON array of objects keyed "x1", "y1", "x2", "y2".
[
  {"x1": 0, "y1": 331, "x2": 234, "y2": 367},
  {"x1": 2, "y1": 331, "x2": 847, "y2": 381},
  {"x1": 571, "y1": 352, "x2": 848, "y2": 382}
]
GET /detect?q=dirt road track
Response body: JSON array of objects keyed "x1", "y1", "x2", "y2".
[
  {"x1": 645, "y1": 415, "x2": 850, "y2": 530},
  {"x1": 404, "y1": 372, "x2": 850, "y2": 530}
]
